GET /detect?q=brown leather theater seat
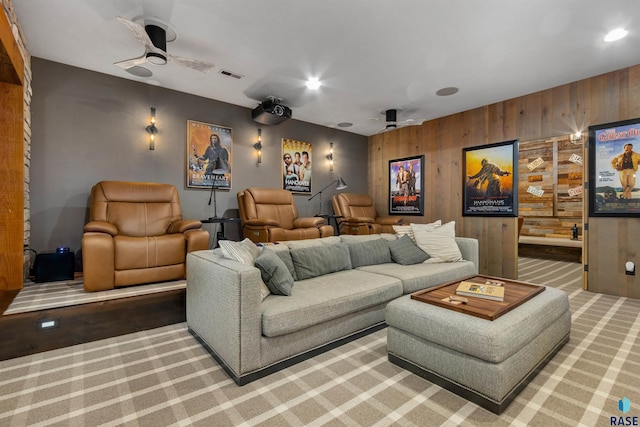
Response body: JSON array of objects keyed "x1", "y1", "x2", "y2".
[
  {"x1": 81, "y1": 181, "x2": 209, "y2": 292},
  {"x1": 237, "y1": 187, "x2": 334, "y2": 243},
  {"x1": 332, "y1": 193, "x2": 403, "y2": 235}
]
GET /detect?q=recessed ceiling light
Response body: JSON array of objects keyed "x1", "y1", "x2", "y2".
[
  {"x1": 604, "y1": 28, "x2": 628, "y2": 42},
  {"x1": 306, "y1": 77, "x2": 321, "y2": 90},
  {"x1": 436, "y1": 87, "x2": 459, "y2": 96},
  {"x1": 337, "y1": 122, "x2": 353, "y2": 128}
]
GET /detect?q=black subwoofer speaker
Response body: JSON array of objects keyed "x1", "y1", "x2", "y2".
[{"x1": 34, "y1": 252, "x2": 75, "y2": 283}]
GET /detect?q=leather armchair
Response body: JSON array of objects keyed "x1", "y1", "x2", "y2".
[
  {"x1": 81, "y1": 181, "x2": 209, "y2": 292},
  {"x1": 332, "y1": 193, "x2": 403, "y2": 235},
  {"x1": 237, "y1": 187, "x2": 334, "y2": 243}
]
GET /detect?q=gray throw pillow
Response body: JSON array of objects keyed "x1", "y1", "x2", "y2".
[
  {"x1": 347, "y1": 238, "x2": 391, "y2": 268},
  {"x1": 388, "y1": 234, "x2": 429, "y2": 265},
  {"x1": 274, "y1": 249, "x2": 298, "y2": 281},
  {"x1": 290, "y1": 244, "x2": 352, "y2": 280},
  {"x1": 254, "y1": 249, "x2": 294, "y2": 296}
]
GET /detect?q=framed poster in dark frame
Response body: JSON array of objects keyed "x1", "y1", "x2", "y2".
[
  {"x1": 389, "y1": 155, "x2": 424, "y2": 215},
  {"x1": 588, "y1": 118, "x2": 640, "y2": 217},
  {"x1": 463, "y1": 140, "x2": 518, "y2": 216}
]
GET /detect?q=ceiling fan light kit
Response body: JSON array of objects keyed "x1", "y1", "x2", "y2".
[{"x1": 115, "y1": 16, "x2": 214, "y2": 73}]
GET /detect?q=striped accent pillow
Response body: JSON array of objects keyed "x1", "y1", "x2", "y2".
[
  {"x1": 219, "y1": 238, "x2": 271, "y2": 300},
  {"x1": 393, "y1": 220, "x2": 442, "y2": 242},
  {"x1": 412, "y1": 221, "x2": 463, "y2": 263}
]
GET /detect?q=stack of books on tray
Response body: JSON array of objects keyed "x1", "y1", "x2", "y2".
[{"x1": 456, "y1": 280, "x2": 505, "y2": 301}]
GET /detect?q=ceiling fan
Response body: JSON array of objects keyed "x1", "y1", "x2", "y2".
[
  {"x1": 374, "y1": 109, "x2": 425, "y2": 133},
  {"x1": 114, "y1": 16, "x2": 215, "y2": 73}
]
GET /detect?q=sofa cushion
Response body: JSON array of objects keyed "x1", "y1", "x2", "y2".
[
  {"x1": 339, "y1": 233, "x2": 397, "y2": 243},
  {"x1": 260, "y1": 269, "x2": 403, "y2": 337},
  {"x1": 346, "y1": 238, "x2": 391, "y2": 268},
  {"x1": 264, "y1": 244, "x2": 298, "y2": 281},
  {"x1": 357, "y1": 260, "x2": 478, "y2": 294},
  {"x1": 412, "y1": 221, "x2": 463, "y2": 263},
  {"x1": 255, "y1": 249, "x2": 294, "y2": 296},
  {"x1": 283, "y1": 236, "x2": 341, "y2": 249},
  {"x1": 290, "y1": 244, "x2": 352, "y2": 280},
  {"x1": 388, "y1": 234, "x2": 429, "y2": 265}
]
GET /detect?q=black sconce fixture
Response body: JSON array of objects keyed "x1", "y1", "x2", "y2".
[
  {"x1": 253, "y1": 128, "x2": 262, "y2": 165},
  {"x1": 146, "y1": 107, "x2": 158, "y2": 150},
  {"x1": 326, "y1": 142, "x2": 334, "y2": 171}
]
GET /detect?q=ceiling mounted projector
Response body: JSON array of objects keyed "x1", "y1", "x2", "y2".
[{"x1": 252, "y1": 99, "x2": 292, "y2": 125}]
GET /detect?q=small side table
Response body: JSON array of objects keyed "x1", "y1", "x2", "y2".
[{"x1": 201, "y1": 217, "x2": 242, "y2": 248}]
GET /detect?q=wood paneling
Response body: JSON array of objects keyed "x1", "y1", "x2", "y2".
[
  {"x1": 0, "y1": 8, "x2": 24, "y2": 291},
  {"x1": 368, "y1": 64, "x2": 640, "y2": 294}
]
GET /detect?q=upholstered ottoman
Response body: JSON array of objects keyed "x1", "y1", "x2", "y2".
[{"x1": 385, "y1": 287, "x2": 570, "y2": 414}]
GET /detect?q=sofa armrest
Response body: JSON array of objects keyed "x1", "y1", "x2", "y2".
[
  {"x1": 375, "y1": 216, "x2": 403, "y2": 226},
  {"x1": 293, "y1": 217, "x2": 324, "y2": 228},
  {"x1": 455, "y1": 237, "x2": 479, "y2": 273},
  {"x1": 83, "y1": 221, "x2": 118, "y2": 236},
  {"x1": 186, "y1": 251, "x2": 263, "y2": 377},
  {"x1": 244, "y1": 218, "x2": 281, "y2": 227},
  {"x1": 168, "y1": 219, "x2": 202, "y2": 233},
  {"x1": 343, "y1": 216, "x2": 374, "y2": 224}
]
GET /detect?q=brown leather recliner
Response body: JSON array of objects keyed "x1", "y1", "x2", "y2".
[
  {"x1": 238, "y1": 187, "x2": 334, "y2": 243},
  {"x1": 332, "y1": 193, "x2": 403, "y2": 235},
  {"x1": 81, "y1": 181, "x2": 210, "y2": 292}
]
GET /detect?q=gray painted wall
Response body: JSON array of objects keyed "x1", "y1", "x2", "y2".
[{"x1": 30, "y1": 58, "x2": 368, "y2": 254}]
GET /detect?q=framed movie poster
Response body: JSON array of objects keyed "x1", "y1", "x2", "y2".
[
  {"x1": 389, "y1": 155, "x2": 424, "y2": 215},
  {"x1": 463, "y1": 140, "x2": 518, "y2": 216},
  {"x1": 187, "y1": 120, "x2": 232, "y2": 189},
  {"x1": 282, "y1": 138, "x2": 312, "y2": 194},
  {"x1": 589, "y1": 118, "x2": 640, "y2": 217}
]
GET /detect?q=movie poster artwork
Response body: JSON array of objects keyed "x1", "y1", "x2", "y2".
[
  {"x1": 282, "y1": 138, "x2": 312, "y2": 194},
  {"x1": 389, "y1": 156, "x2": 424, "y2": 215},
  {"x1": 187, "y1": 120, "x2": 232, "y2": 189},
  {"x1": 589, "y1": 118, "x2": 640, "y2": 217},
  {"x1": 463, "y1": 140, "x2": 518, "y2": 216}
]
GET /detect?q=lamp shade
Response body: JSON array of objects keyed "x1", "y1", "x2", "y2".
[{"x1": 336, "y1": 177, "x2": 347, "y2": 190}]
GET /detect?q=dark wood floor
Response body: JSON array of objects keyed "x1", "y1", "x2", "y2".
[{"x1": 0, "y1": 287, "x2": 186, "y2": 361}]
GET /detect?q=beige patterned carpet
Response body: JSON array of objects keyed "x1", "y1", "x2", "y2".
[{"x1": 1, "y1": 258, "x2": 639, "y2": 426}]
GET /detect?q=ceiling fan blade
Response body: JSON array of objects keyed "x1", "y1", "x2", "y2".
[
  {"x1": 116, "y1": 16, "x2": 155, "y2": 50},
  {"x1": 114, "y1": 55, "x2": 148, "y2": 69},
  {"x1": 167, "y1": 54, "x2": 215, "y2": 73}
]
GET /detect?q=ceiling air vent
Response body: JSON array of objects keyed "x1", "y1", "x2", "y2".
[{"x1": 218, "y1": 69, "x2": 243, "y2": 79}]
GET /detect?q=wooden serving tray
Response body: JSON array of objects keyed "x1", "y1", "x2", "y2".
[{"x1": 411, "y1": 275, "x2": 545, "y2": 320}]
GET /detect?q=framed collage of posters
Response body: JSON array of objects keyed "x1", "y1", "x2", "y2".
[
  {"x1": 282, "y1": 138, "x2": 312, "y2": 194},
  {"x1": 589, "y1": 118, "x2": 640, "y2": 217},
  {"x1": 463, "y1": 140, "x2": 518, "y2": 216},
  {"x1": 187, "y1": 120, "x2": 232, "y2": 189},
  {"x1": 389, "y1": 155, "x2": 424, "y2": 215}
]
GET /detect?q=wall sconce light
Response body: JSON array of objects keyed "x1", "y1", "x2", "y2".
[
  {"x1": 326, "y1": 142, "x2": 334, "y2": 171},
  {"x1": 253, "y1": 128, "x2": 262, "y2": 165},
  {"x1": 569, "y1": 131, "x2": 583, "y2": 144},
  {"x1": 145, "y1": 107, "x2": 158, "y2": 150}
]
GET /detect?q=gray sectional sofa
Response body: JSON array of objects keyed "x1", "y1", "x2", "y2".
[{"x1": 186, "y1": 233, "x2": 479, "y2": 385}]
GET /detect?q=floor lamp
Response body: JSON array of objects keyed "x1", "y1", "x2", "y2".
[
  {"x1": 207, "y1": 167, "x2": 229, "y2": 220},
  {"x1": 308, "y1": 177, "x2": 347, "y2": 215}
]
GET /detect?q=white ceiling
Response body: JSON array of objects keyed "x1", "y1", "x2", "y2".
[{"x1": 13, "y1": 0, "x2": 640, "y2": 136}]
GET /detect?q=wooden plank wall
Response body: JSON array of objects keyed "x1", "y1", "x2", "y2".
[
  {"x1": 0, "y1": 8, "x2": 24, "y2": 291},
  {"x1": 368, "y1": 64, "x2": 640, "y2": 294}
]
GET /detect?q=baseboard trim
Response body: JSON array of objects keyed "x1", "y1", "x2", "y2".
[
  {"x1": 388, "y1": 333, "x2": 570, "y2": 414},
  {"x1": 190, "y1": 322, "x2": 387, "y2": 386}
]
